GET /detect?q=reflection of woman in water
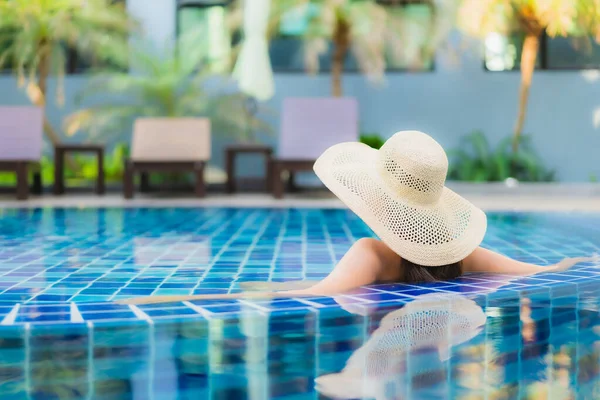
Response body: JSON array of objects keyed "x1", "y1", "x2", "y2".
[
  {"x1": 314, "y1": 293, "x2": 487, "y2": 400},
  {"x1": 124, "y1": 131, "x2": 597, "y2": 305}
]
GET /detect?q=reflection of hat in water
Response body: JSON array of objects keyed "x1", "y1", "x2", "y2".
[
  {"x1": 315, "y1": 294, "x2": 487, "y2": 399},
  {"x1": 314, "y1": 130, "x2": 487, "y2": 266}
]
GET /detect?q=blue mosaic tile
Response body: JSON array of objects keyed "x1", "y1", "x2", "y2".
[
  {"x1": 32, "y1": 294, "x2": 74, "y2": 302},
  {"x1": 20, "y1": 305, "x2": 70, "y2": 314},
  {"x1": 0, "y1": 306, "x2": 12, "y2": 319},
  {"x1": 300, "y1": 296, "x2": 358, "y2": 307},
  {"x1": 81, "y1": 310, "x2": 138, "y2": 321},
  {"x1": 76, "y1": 303, "x2": 130, "y2": 312},
  {"x1": 199, "y1": 304, "x2": 246, "y2": 314},
  {"x1": 346, "y1": 291, "x2": 410, "y2": 301},
  {"x1": 15, "y1": 312, "x2": 71, "y2": 323},
  {"x1": 394, "y1": 288, "x2": 441, "y2": 297},
  {"x1": 438, "y1": 284, "x2": 501, "y2": 294},
  {"x1": 1, "y1": 209, "x2": 600, "y2": 398},
  {"x1": 249, "y1": 299, "x2": 313, "y2": 311},
  {"x1": 142, "y1": 307, "x2": 200, "y2": 317}
]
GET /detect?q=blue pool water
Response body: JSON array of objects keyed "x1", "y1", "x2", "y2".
[{"x1": 0, "y1": 208, "x2": 600, "y2": 399}]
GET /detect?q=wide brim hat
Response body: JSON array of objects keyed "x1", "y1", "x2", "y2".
[{"x1": 314, "y1": 130, "x2": 487, "y2": 266}]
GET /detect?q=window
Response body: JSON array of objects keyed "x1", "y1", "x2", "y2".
[
  {"x1": 173, "y1": 0, "x2": 434, "y2": 73},
  {"x1": 176, "y1": 0, "x2": 232, "y2": 73},
  {"x1": 485, "y1": 32, "x2": 600, "y2": 71},
  {"x1": 270, "y1": 1, "x2": 435, "y2": 72},
  {"x1": 545, "y1": 36, "x2": 600, "y2": 69},
  {"x1": 66, "y1": 45, "x2": 126, "y2": 75},
  {"x1": 0, "y1": 27, "x2": 17, "y2": 72}
]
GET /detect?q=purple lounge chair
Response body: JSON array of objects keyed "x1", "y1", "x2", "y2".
[
  {"x1": 271, "y1": 97, "x2": 359, "y2": 198},
  {"x1": 0, "y1": 106, "x2": 44, "y2": 200}
]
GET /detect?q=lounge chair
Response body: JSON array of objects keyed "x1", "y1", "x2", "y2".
[
  {"x1": 123, "y1": 118, "x2": 211, "y2": 199},
  {"x1": 0, "y1": 106, "x2": 44, "y2": 200},
  {"x1": 271, "y1": 97, "x2": 359, "y2": 198}
]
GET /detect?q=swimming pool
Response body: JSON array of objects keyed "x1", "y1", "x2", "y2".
[{"x1": 0, "y1": 208, "x2": 600, "y2": 399}]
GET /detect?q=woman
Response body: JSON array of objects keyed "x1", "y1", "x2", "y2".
[{"x1": 123, "y1": 130, "x2": 596, "y2": 305}]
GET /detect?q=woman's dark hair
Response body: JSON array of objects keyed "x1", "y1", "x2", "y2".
[{"x1": 401, "y1": 258, "x2": 462, "y2": 283}]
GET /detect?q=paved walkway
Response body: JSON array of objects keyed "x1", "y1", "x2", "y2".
[{"x1": 0, "y1": 183, "x2": 599, "y2": 211}]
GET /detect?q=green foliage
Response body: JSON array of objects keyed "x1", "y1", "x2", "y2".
[
  {"x1": 0, "y1": 143, "x2": 130, "y2": 186},
  {"x1": 70, "y1": 142, "x2": 130, "y2": 183},
  {"x1": 0, "y1": 0, "x2": 132, "y2": 103},
  {"x1": 0, "y1": 142, "x2": 206, "y2": 187},
  {"x1": 0, "y1": 156, "x2": 51, "y2": 186},
  {"x1": 65, "y1": 30, "x2": 273, "y2": 143},
  {"x1": 457, "y1": 0, "x2": 600, "y2": 40},
  {"x1": 360, "y1": 133, "x2": 385, "y2": 149},
  {"x1": 447, "y1": 131, "x2": 555, "y2": 182},
  {"x1": 105, "y1": 143, "x2": 129, "y2": 182}
]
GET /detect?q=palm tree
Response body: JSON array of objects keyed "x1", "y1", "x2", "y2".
[
  {"x1": 0, "y1": 0, "x2": 132, "y2": 146},
  {"x1": 302, "y1": 0, "x2": 450, "y2": 97},
  {"x1": 305, "y1": 0, "x2": 390, "y2": 97},
  {"x1": 229, "y1": 0, "x2": 453, "y2": 97},
  {"x1": 457, "y1": 0, "x2": 600, "y2": 152},
  {"x1": 64, "y1": 30, "x2": 272, "y2": 143}
]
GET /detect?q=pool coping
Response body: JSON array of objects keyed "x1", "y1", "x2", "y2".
[
  {"x1": 1, "y1": 183, "x2": 600, "y2": 211},
  {"x1": 1, "y1": 269, "x2": 598, "y2": 329}
]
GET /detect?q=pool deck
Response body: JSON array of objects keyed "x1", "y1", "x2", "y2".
[{"x1": 0, "y1": 183, "x2": 599, "y2": 211}]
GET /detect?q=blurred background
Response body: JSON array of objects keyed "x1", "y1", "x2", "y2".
[{"x1": 1, "y1": 0, "x2": 599, "y2": 197}]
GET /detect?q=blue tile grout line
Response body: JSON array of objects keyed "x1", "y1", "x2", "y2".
[
  {"x1": 270, "y1": 208, "x2": 289, "y2": 284},
  {"x1": 70, "y1": 302, "x2": 83, "y2": 322},
  {"x1": 86, "y1": 320, "x2": 95, "y2": 400},
  {"x1": 0, "y1": 209, "x2": 598, "y2": 328},
  {"x1": 1, "y1": 303, "x2": 20, "y2": 324}
]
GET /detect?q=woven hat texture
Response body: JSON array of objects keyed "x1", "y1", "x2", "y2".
[
  {"x1": 314, "y1": 294, "x2": 487, "y2": 399},
  {"x1": 344, "y1": 294, "x2": 487, "y2": 378},
  {"x1": 314, "y1": 130, "x2": 487, "y2": 266}
]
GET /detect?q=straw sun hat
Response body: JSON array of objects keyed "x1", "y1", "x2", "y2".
[{"x1": 314, "y1": 130, "x2": 487, "y2": 267}]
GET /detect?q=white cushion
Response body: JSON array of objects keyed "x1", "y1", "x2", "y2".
[{"x1": 131, "y1": 118, "x2": 211, "y2": 161}]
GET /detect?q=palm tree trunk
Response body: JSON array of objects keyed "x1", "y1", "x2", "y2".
[
  {"x1": 33, "y1": 41, "x2": 63, "y2": 146},
  {"x1": 331, "y1": 16, "x2": 350, "y2": 97},
  {"x1": 29, "y1": 40, "x2": 77, "y2": 170},
  {"x1": 513, "y1": 32, "x2": 540, "y2": 152}
]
